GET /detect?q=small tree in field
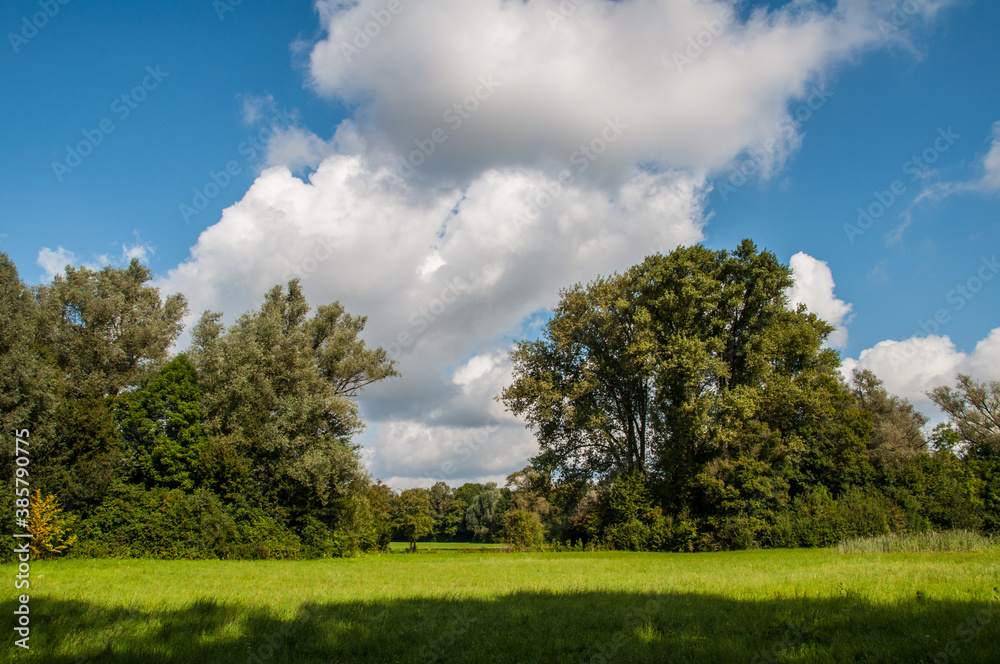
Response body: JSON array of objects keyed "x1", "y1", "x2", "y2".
[
  {"x1": 392, "y1": 488, "x2": 434, "y2": 552},
  {"x1": 27, "y1": 490, "x2": 78, "y2": 559},
  {"x1": 501, "y1": 509, "x2": 544, "y2": 552}
]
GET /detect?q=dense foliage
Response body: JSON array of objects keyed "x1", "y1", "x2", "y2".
[
  {"x1": 1, "y1": 254, "x2": 398, "y2": 559},
  {"x1": 500, "y1": 241, "x2": 1000, "y2": 551},
  {"x1": 1, "y1": 241, "x2": 997, "y2": 558}
]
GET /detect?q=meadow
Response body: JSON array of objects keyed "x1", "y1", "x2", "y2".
[{"x1": 1, "y1": 547, "x2": 997, "y2": 663}]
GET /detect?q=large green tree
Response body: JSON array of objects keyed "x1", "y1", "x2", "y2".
[
  {"x1": 930, "y1": 374, "x2": 1000, "y2": 533},
  {"x1": 34, "y1": 259, "x2": 187, "y2": 399},
  {"x1": 449, "y1": 482, "x2": 486, "y2": 540},
  {"x1": 392, "y1": 488, "x2": 434, "y2": 552},
  {"x1": 0, "y1": 253, "x2": 55, "y2": 441},
  {"x1": 501, "y1": 240, "x2": 847, "y2": 505},
  {"x1": 427, "y1": 481, "x2": 461, "y2": 541},
  {"x1": 29, "y1": 259, "x2": 187, "y2": 512},
  {"x1": 851, "y1": 369, "x2": 927, "y2": 468},
  {"x1": 516, "y1": 269, "x2": 657, "y2": 480},
  {"x1": 1, "y1": 254, "x2": 57, "y2": 538},
  {"x1": 465, "y1": 484, "x2": 509, "y2": 542},
  {"x1": 188, "y1": 280, "x2": 398, "y2": 538}
]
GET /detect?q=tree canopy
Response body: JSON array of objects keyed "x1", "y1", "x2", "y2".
[
  {"x1": 1, "y1": 245, "x2": 995, "y2": 558},
  {"x1": 501, "y1": 240, "x2": 846, "y2": 502},
  {"x1": 188, "y1": 280, "x2": 398, "y2": 540},
  {"x1": 930, "y1": 374, "x2": 1000, "y2": 459}
]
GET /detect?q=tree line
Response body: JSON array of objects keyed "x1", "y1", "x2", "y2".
[
  {"x1": 1, "y1": 253, "x2": 399, "y2": 558},
  {"x1": 1, "y1": 240, "x2": 997, "y2": 558},
  {"x1": 500, "y1": 240, "x2": 999, "y2": 550}
]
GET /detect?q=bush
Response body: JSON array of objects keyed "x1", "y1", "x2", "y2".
[
  {"x1": 74, "y1": 483, "x2": 302, "y2": 559},
  {"x1": 299, "y1": 514, "x2": 338, "y2": 557},
  {"x1": 590, "y1": 473, "x2": 669, "y2": 551},
  {"x1": 501, "y1": 509, "x2": 544, "y2": 551},
  {"x1": 777, "y1": 485, "x2": 905, "y2": 549},
  {"x1": 27, "y1": 490, "x2": 78, "y2": 559},
  {"x1": 605, "y1": 518, "x2": 652, "y2": 552},
  {"x1": 876, "y1": 452, "x2": 988, "y2": 534},
  {"x1": 715, "y1": 515, "x2": 763, "y2": 551}
]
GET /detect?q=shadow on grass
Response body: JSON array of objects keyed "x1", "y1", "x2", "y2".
[{"x1": 5, "y1": 590, "x2": 998, "y2": 664}]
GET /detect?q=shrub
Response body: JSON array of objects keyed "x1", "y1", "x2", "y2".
[
  {"x1": 715, "y1": 515, "x2": 763, "y2": 551},
  {"x1": 74, "y1": 483, "x2": 302, "y2": 559},
  {"x1": 771, "y1": 485, "x2": 908, "y2": 549},
  {"x1": 501, "y1": 509, "x2": 544, "y2": 551},
  {"x1": 27, "y1": 490, "x2": 78, "y2": 559},
  {"x1": 835, "y1": 485, "x2": 905, "y2": 536},
  {"x1": 605, "y1": 518, "x2": 652, "y2": 552},
  {"x1": 589, "y1": 473, "x2": 669, "y2": 550}
]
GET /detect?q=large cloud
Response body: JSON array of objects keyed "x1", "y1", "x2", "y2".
[
  {"x1": 160, "y1": 140, "x2": 706, "y2": 486},
  {"x1": 309, "y1": 0, "x2": 949, "y2": 183},
  {"x1": 158, "y1": 0, "x2": 958, "y2": 487}
]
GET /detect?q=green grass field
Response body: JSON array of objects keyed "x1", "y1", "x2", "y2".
[{"x1": 2, "y1": 548, "x2": 997, "y2": 663}]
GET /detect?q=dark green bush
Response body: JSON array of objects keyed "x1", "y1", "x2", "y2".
[{"x1": 73, "y1": 483, "x2": 302, "y2": 559}]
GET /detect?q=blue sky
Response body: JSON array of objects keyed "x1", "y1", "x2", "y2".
[
  {"x1": 1, "y1": 0, "x2": 330, "y2": 274},
  {"x1": 2, "y1": 0, "x2": 998, "y2": 487}
]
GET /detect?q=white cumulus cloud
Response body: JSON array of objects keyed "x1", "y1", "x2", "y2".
[
  {"x1": 842, "y1": 327, "x2": 1000, "y2": 414},
  {"x1": 786, "y1": 251, "x2": 853, "y2": 347},
  {"x1": 308, "y1": 0, "x2": 950, "y2": 184},
  {"x1": 158, "y1": 147, "x2": 706, "y2": 485},
  {"x1": 156, "y1": 0, "x2": 960, "y2": 486}
]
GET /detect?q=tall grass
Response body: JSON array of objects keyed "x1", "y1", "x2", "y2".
[{"x1": 838, "y1": 529, "x2": 998, "y2": 553}]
